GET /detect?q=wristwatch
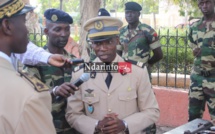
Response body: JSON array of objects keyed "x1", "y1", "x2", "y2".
[{"x1": 52, "y1": 86, "x2": 58, "y2": 96}]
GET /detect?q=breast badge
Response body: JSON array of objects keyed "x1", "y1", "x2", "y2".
[
  {"x1": 87, "y1": 105, "x2": 94, "y2": 114},
  {"x1": 84, "y1": 89, "x2": 95, "y2": 97}
]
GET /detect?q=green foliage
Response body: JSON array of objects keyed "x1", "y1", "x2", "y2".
[
  {"x1": 169, "y1": 0, "x2": 201, "y2": 17},
  {"x1": 29, "y1": 33, "x2": 47, "y2": 47},
  {"x1": 71, "y1": 34, "x2": 80, "y2": 42},
  {"x1": 152, "y1": 28, "x2": 194, "y2": 74},
  {"x1": 103, "y1": 0, "x2": 159, "y2": 14},
  {"x1": 36, "y1": 0, "x2": 80, "y2": 24}
]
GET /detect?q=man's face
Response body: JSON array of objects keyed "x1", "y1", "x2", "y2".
[
  {"x1": 125, "y1": 10, "x2": 140, "y2": 24},
  {"x1": 90, "y1": 36, "x2": 118, "y2": 62},
  {"x1": 45, "y1": 22, "x2": 70, "y2": 48},
  {"x1": 9, "y1": 14, "x2": 29, "y2": 53},
  {"x1": 198, "y1": 0, "x2": 215, "y2": 15}
]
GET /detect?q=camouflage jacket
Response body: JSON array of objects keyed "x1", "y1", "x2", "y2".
[
  {"x1": 26, "y1": 46, "x2": 76, "y2": 133},
  {"x1": 119, "y1": 22, "x2": 161, "y2": 65},
  {"x1": 189, "y1": 17, "x2": 215, "y2": 71}
]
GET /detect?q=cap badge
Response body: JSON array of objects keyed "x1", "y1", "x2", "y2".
[
  {"x1": 94, "y1": 20, "x2": 103, "y2": 31},
  {"x1": 51, "y1": 14, "x2": 58, "y2": 22}
]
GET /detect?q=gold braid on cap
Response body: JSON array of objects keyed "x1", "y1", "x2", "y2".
[{"x1": 0, "y1": 0, "x2": 24, "y2": 19}]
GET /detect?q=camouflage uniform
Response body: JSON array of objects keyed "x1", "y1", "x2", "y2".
[
  {"x1": 26, "y1": 46, "x2": 78, "y2": 134},
  {"x1": 119, "y1": 22, "x2": 160, "y2": 78},
  {"x1": 188, "y1": 17, "x2": 215, "y2": 121},
  {"x1": 120, "y1": 22, "x2": 160, "y2": 134}
]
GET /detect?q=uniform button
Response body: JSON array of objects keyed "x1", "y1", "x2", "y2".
[
  {"x1": 108, "y1": 93, "x2": 111, "y2": 96},
  {"x1": 127, "y1": 97, "x2": 130, "y2": 100},
  {"x1": 108, "y1": 109, "x2": 112, "y2": 112}
]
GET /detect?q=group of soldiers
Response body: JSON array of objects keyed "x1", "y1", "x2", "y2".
[{"x1": 0, "y1": 0, "x2": 215, "y2": 134}]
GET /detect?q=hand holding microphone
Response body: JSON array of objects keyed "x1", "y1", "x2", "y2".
[{"x1": 55, "y1": 73, "x2": 90, "y2": 102}]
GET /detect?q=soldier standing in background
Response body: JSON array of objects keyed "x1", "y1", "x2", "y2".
[
  {"x1": 0, "y1": 0, "x2": 55, "y2": 133},
  {"x1": 188, "y1": 0, "x2": 215, "y2": 121},
  {"x1": 119, "y1": 2, "x2": 163, "y2": 133},
  {"x1": 26, "y1": 9, "x2": 78, "y2": 134},
  {"x1": 119, "y1": 2, "x2": 163, "y2": 79}
]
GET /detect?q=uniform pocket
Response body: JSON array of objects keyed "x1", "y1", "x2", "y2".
[
  {"x1": 82, "y1": 95, "x2": 99, "y2": 105},
  {"x1": 118, "y1": 91, "x2": 138, "y2": 116},
  {"x1": 119, "y1": 91, "x2": 137, "y2": 101}
]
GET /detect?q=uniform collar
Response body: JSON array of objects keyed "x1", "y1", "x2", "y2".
[{"x1": 0, "y1": 51, "x2": 12, "y2": 64}]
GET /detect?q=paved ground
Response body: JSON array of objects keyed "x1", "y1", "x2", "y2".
[{"x1": 156, "y1": 126, "x2": 175, "y2": 134}]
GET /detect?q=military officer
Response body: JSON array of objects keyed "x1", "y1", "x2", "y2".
[
  {"x1": 87, "y1": 8, "x2": 111, "y2": 62},
  {"x1": 188, "y1": 0, "x2": 215, "y2": 121},
  {"x1": 0, "y1": 0, "x2": 55, "y2": 133},
  {"x1": 26, "y1": 9, "x2": 79, "y2": 134},
  {"x1": 66, "y1": 16, "x2": 160, "y2": 134}
]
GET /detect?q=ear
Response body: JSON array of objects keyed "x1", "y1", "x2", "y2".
[
  {"x1": 1, "y1": 19, "x2": 13, "y2": 36},
  {"x1": 138, "y1": 12, "x2": 141, "y2": 17},
  {"x1": 44, "y1": 27, "x2": 48, "y2": 35}
]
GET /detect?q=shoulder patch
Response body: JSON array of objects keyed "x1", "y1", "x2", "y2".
[{"x1": 18, "y1": 70, "x2": 49, "y2": 92}]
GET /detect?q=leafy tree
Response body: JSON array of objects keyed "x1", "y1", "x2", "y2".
[
  {"x1": 168, "y1": 0, "x2": 201, "y2": 17},
  {"x1": 103, "y1": 0, "x2": 159, "y2": 14},
  {"x1": 36, "y1": 0, "x2": 80, "y2": 24}
]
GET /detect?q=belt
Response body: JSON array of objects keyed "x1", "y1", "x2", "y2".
[
  {"x1": 124, "y1": 58, "x2": 146, "y2": 68},
  {"x1": 193, "y1": 66, "x2": 215, "y2": 77}
]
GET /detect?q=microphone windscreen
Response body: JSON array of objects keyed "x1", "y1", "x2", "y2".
[{"x1": 80, "y1": 73, "x2": 90, "y2": 82}]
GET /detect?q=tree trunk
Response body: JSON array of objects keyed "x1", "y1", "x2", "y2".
[{"x1": 79, "y1": 0, "x2": 101, "y2": 61}]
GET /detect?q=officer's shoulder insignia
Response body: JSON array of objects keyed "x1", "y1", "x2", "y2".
[
  {"x1": 18, "y1": 70, "x2": 49, "y2": 92},
  {"x1": 94, "y1": 20, "x2": 104, "y2": 31},
  {"x1": 90, "y1": 71, "x2": 96, "y2": 78},
  {"x1": 51, "y1": 14, "x2": 58, "y2": 22}
]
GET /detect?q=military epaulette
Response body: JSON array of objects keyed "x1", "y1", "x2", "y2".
[
  {"x1": 124, "y1": 58, "x2": 146, "y2": 69},
  {"x1": 73, "y1": 64, "x2": 84, "y2": 72},
  {"x1": 18, "y1": 70, "x2": 49, "y2": 92}
]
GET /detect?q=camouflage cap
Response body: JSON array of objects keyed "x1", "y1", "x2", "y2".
[
  {"x1": 0, "y1": 0, "x2": 35, "y2": 20},
  {"x1": 125, "y1": 2, "x2": 142, "y2": 11},
  {"x1": 84, "y1": 16, "x2": 123, "y2": 41}
]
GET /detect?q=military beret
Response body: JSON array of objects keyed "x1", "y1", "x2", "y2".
[
  {"x1": 0, "y1": 0, "x2": 35, "y2": 20},
  {"x1": 44, "y1": 8, "x2": 73, "y2": 24},
  {"x1": 125, "y1": 2, "x2": 142, "y2": 11},
  {"x1": 98, "y1": 8, "x2": 110, "y2": 16},
  {"x1": 84, "y1": 16, "x2": 123, "y2": 41}
]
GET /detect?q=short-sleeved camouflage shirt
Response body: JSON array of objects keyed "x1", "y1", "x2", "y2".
[
  {"x1": 119, "y1": 22, "x2": 161, "y2": 65},
  {"x1": 26, "y1": 46, "x2": 77, "y2": 133},
  {"x1": 189, "y1": 17, "x2": 215, "y2": 71}
]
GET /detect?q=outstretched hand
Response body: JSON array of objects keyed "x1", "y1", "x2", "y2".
[{"x1": 48, "y1": 54, "x2": 73, "y2": 67}]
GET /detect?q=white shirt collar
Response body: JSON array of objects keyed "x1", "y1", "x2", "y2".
[{"x1": 0, "y1": 51, "x2": 12, "y2": 64}]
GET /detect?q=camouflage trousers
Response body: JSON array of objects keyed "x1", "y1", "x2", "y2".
[{"x1": 188, "y1": 73, "x2": 215, "y2": 121}]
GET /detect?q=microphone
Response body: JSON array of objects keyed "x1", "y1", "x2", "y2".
[
  {"x1": 55, "y1": 73, "x2": 90, "y2": 102},
  {"x1": 71, "y1": 58, "x2": 84, "y2": 64}
]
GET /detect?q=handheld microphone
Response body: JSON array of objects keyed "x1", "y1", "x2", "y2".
[
  {"x1": 56, "y1": 73, "x2": 90, "y2": 102},
  {"x1": 71, "y1": 59, "x2": 84, "y2": 64}
]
